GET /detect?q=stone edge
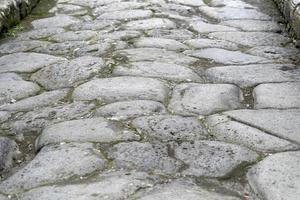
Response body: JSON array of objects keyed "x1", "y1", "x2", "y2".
[
  {"x1": 0, "y1": 0, "x2": 40, "y2": 32},
  {"x1": 273, "y1": 0, "x2": 300, "y2": 39}
]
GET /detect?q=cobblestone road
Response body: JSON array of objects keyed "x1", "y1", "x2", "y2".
[{"x1": 0, "y1": 0, "x2": 300, "y2": 199}]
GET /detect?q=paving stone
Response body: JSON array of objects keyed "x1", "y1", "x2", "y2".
[
  {"x1": 221, "y1": 20, "x2": 282, "y2": 32},
  {"x1": 0, "y1": 73, "x2": 23, "y2": 81},
  {"x1": 69, "y1": 20, "x2": 117, "y2": 31},
  {"x1": 185, "y1": 48, "x2": 269, "y2": 65},
  {"x1": 73, "y1": 42, "x2": 113, "y2": 57},
  {"x1": 135, "y1": 179, "x2": 240, "y2": 200},
  {"x1": 73, "y1": 76, "x2": 169, "y2": 103},
  {"x1": 206, "y1": 64, "x2": 300, "y2": 87},
  {"x1": 124, "y1": 18, "x2": 176, "y2": 30},
  {"x1": 199, "y1": 6, "x2": 271, "y2": 20},
  {"x1": 0, "y1": 79, "x2": 40, "y2": 106},
  {"x1": 254, "y1": 82, "x2": 300, "y2": 109},
  {"x1": 97, "y1": 30, "x2": 142, "y2": 40},
  {"x1": 206, "y1": 114, "x2": 299, "y2": 152},
  {"x1": 0, "y1": 89, "x2": 69, "y2": 112},
  {"x1": 185, "y1": 38, "x2": 239, "y2": 50},
  {"x1": 0, "y1": 40, "x2": 51, "y2": 54},
  {"x1": 20, "y1": 171, "x2": 157, "y2": 200},
  {"x1": 132, "y1": 115, "x2": 208, "y2": 142},
  {"x1": 109, "y1": 142, "x2": 183, "y2": 174},
  {"x1": 18, "y1": 28, "x2": 66, "y2": 40},
  {"x1": 31, "y1": 56, "x2": 106, "y2": 90},
  {"x1": 209, "y1": 32, "x2": 290, "y2": 47},
  {"x1": 52, "y1": 4, "x2": 88, "y2": 16},
  {"x1": 97, "y1": 10, "x2": 153, "y2": 20},
  {"x1": 113, "y1": 62, "x2": 202, "y2": 82},
  {"x1": 175, "y1": 140, "x2": 258, "y2": 177},
  {"x1": 147, "y1": 29, "x2": 194, "y2": 41},
  {"x1": 0, "y1": 52, "x2": 66, "y2": 73},
  {"x1": 209, "y1": 0, "x2": 255, "y2": 8},
  {"x1": 31, "y1": 15, "x2": 80, "y2": 29},
  {"x1": 0, "y1": 137, "x2": 18, "y2": 172},
  {"x1": 37, "y1": 117, "x2": 139, "y2": 149},
  {"x1": 0, "y1": 111, "x2": 10, "y2": 123},
  {"x1": 58, "y1": 0, "x2": 120, "y2": 8},
  {"x1": 95, "y1": 100, "x2": 167, "y2": 120},
  {"x1": 169, "y1": 0, "x2": 205, "y2": 6},
  {"x1": 190, "y1": 21, "x2": 238, "y2": 33},
  {"x1": 115, "y1": 48, "x2": 197, "y2": 65},
  {"x1": 93, "y1": 2, "x2": 149, "y2": 15},
  {"x1": 246, "y1": 46, "x2": 300, "y2": 61},
  {"x1": 50, "y1": 30, "x2": 97, "y2": 42},
  {"x1": 0, "y1": 143, "x2": 107, "y2": 193},
  {"x1": 169, "y1": 83, "x2": 243, "y2": 116},
  {"x1": 247, "y1": 151, "x2": 300, "y2": 200},
  {"x1": 6, "y1": 102, "x2": 95, "y2": 135},
  {"x1": 224, "y1": 109, "x2": 300, "y2": 144},
  {"x1": 134, "y1": 37, "x2": 188, "y2": 51}
]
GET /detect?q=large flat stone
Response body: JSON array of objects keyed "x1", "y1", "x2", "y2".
[
  {"x1": 95, "y1": 100, "x2": 167, "y2": 120},
  {"x1": 147, "y1": 29, "x2": 194, "y2": 41},
  {"x1": 115, "y1": 48, "x2": 197, "y2": 65},
  {"x1": 31, "y1": 56, "x2": 106, "y2": 90},
  {"x1": 246, "y1": 46, "x2": 300, "y2": 61},
  {"x1": 73, "y1": 76, "x2": 169, "y2": 103},
  {"x1": 124, "y1": 18, "x2": 176, "y2": 30},
  {"x1": 37, "y1": 117, "x2": 139, "y2": 149},
  {"x1": 109, "y1": 142, "x2": 183, "y2": 175},
  {"x1": 175, "y1": 140, "x2": 258, "y2": 177},
  {"x1": 185, "y1": 38, "x2": 239, "y2": 50},
  {"x1": 134, "y1": 37, "x2": 188, "y2": 51},
  {"x1": 93, "y1": 2, "x2": 149, "y2": 15},
  {"x1": 113, "y1": 62, "x2": 202, "y2": 82},
  {"x1": 169, "y1": 0, "x2": 205, "y2": 6},
  {"x1": 0, "y1": 53, "x2": 66, "y2": 73},
  {"x1": 247, "y1": 151, "x2": 300, "y2": 200},
  {"x1": 49, "y1": 30, "x2": 97, "y2": 42},
  {"x1": 31, "y1": 15, "x2": 80, "y2": 29},
  {"x1": 206, "y1": 64, "x2": 300, "y2": 87},
  {"x1": 221, "y1": 19, "x2": 281, "y2": 32},
  {"x1": 206, "y1": 114, "x2": 299, "y2": 152},
  {"x1": 0, "y1": 137, "x2": 18, "y2": 172},
  {"x1": 20, "y1": 171, "x2": 157, "y2": 200},
  {"x1": 0, "y1": 40, "x2": 51, "y2": 54},
  {"x1": 0, "y1": 143, "x2": 106, "y2": 193},
  {"x1": 224, "y1": 109, "x2": 300, "y2": 144},
  {"x1": 132, "y1": 115, "x2": 208, "y2": 142},
  {"x1": 190, "y1": 21, "x2": 237, "y2": 33},
  {"x1": 97, "y1": 9, "x2": 153, "y2": 20},
  {"x1": 254, "y1": 82, "x2": 300, "y2": 109},
  {"x1": 169, "y1": 83, "x2": 243, "y2": 116}
]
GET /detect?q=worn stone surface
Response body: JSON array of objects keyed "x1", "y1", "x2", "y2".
[
  {"x1": 190, "y1": 21, "x2": 238, "y2": 33},
  {"x1": 134, "y1": 37, "x2": 188, "y2": 51},
  {"x1": 185, "y1": 38, "x2": 239, "y2": 50},
  {"x1": 0, "y1": 143, "x2": 107, "y2": 193},
  {"x1": 247, "y1": 151, "x2": 300, "y2": 200},
  {"x1": 0, "y1": 137, "x2": 18, "y2": 171},
  {"x1": 31, "y1": 15, "x2": 80, "y2": 29},
  {"x1": 169, "y1": 83, "x2": 243, "y2": 115},
  {"x1": 124, "y1": 18, "x2": 176, "y2": 30},
  {"x1": 37, "y1": 117, "x2": 139, "y2": 149},
  {"x1": 95, "y1": 100, "x2": 166, "y2": 120},
  {"x1": 132, "y1": 115, "x2": 208, "y2": 142},
  {"x1": 73, "y1": 76, "x2": 169, "y2": 103}
]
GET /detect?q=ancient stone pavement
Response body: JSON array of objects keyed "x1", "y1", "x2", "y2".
[{"x1": 0, "y1": 0, "x2": 300, "y2": 199}]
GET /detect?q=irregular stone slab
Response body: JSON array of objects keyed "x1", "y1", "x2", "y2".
[
  {"x1": 124, "y1": 18, "x2": 176, "y2": 30},
  {"x1": 0, "y1": 137, "x2": 18, "y2": 172},
  {"x1": 93, "y1": 2, "x2": 149, "y2": 15},
  {"x1": 190, "y1": 21, "x2": 237, "y2": 33},
  {"x1": 31, "y1": 15, "x2": 80, "y2": 29},
  {"x1": 221, "y1": 20, "x2": 281, "y2": 32},
  {"x1": 246, "y1": 46, "x2": 300, "y2": 61},
  {"x1": 113, "y1": 62, "x2": 202, "y2": 82},
  {"x1": 199, "y1": 6, "x2": 271, "y2": 20},
  {"x1": 224, "y1": 109, "x2": 300, "y2": 144},
  {"x1": 51, "y1": 4, "x2": 87, "y2": 16},
  {"x1": 209, "y1": 32, "x2": 290, "y2": 47},
  {"x1": 37, "y1": 117, "x2": 139, "y2": 149},
  {"x1": 115, "y1": 48, "x2": 197, "y2": 65},
  {"x1": 97, "y1": 30, "x2": 141, "y2": 40},
  {"x1": 0, "y1": 53, "x2": 66, "y2": 73},
  {"x1": 169, "y1": 0, "x2": 204, "y2": 6},
  {"x1": 95, "y1": 100, "x2": 166, "y2": 120},
  {"x1": 134, "y1": 37, "x2": 188, "y2": 51},
  {"x1": 31, "y1": 56, "x2": 106, "y2": 90},
  {"x1": 185, "y1": 48, "x2": 269, "y2": 65},
  {"x1": 0, "y1": 143, "x2": 106, "y2": 193},
  {"x1": 19, "y1": 28, "x2": 66, "y2": 40},
  {"x1": 69, "y1": 20, "x2": 117, "y2": 31},
  {"x1": 50, "y1": 30, "x2": 97, "y2": 42},
  {"x1": 0, "y1": 40, "x2": 51, "y2": 54},
  {"x1": 8, "y1": 102, "x2": 95, "y2": 135},
  {"x1": 0, "y1": 79, "x2": 40, "y2": 106},
  {"x1": 147, "y1": 29, "x2": 194, "y2": 41},
  {"x1": 185, "y1": 38, "x2": 239, "y2": 50},
  {"x1": 135, "y1": 179, "x2": 240, "y2": 200},
  {"x1": 206, "y1": 64, "x2": 300, "y2": 87},
  {"x1": 132, "y1": 115, "x2": 208, "y2": 142},
  {"x1": 0, "y1": 89, "x2": 69, "y2": 112},
  {"x1": 206, "y1": 114, "x2": 299, "y2": 152},
  {"x1": 169, "y1": 83, "x2": 243, "y2": 116},
  {"x1": 209, "y1": 0, "x2": 254, "y2": 8},
  {"x1": 254, "y1": 82, "x2": 300, "y2": 109},
  {"x1": 247, "y1": 151, "x2": 300, "y2": 200},
  {"x1": 73, "y1": 76, "x2": 169, "y2": 103},
  {"x1": 97, "y1": 9, "x2": 153, "y2": 20},
  {"x1": 0, "y1": 73, "x2": 23, "y2": 81},
  {"x1": 109, "y1": 142, "x2": 182, "y2": 174},
  {"x1": 0, "y1": 111, "x2": 10, "y2": 123},
  {"x1": 175, "y1": 140, "x2": 258, "y2": 177},
  {"x1": 20, "y1": 171, "x2": 157, "y2": 200},
  {"x1": 58, "y1": 0, "x2": 120, "y2": 8}
]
